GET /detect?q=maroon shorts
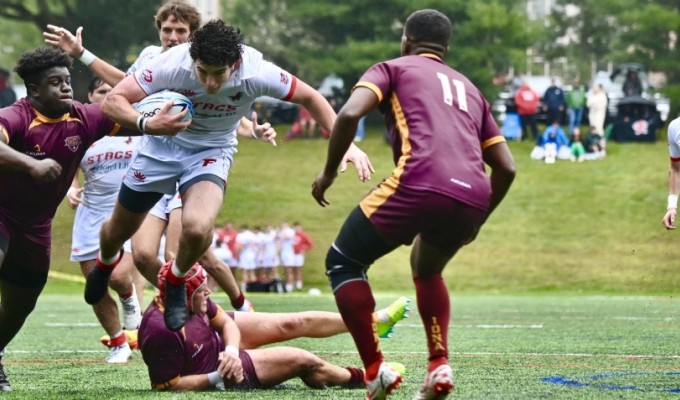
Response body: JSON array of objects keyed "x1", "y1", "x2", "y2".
[
  {"x1": 235, "y1": 349, "x2": 261, "y2": 389},
  {"x1": 360, "y1": 184, "x2": 487, "y2": 250},
  {"x1": 0, "y1": 214, "x2": 52, "y2": 288}
]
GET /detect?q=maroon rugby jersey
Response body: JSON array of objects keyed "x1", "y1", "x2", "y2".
[
  {"x1": 0, "y1": 98, "x2": 120, "y2": 226},
  {"x1": 356, "y1": 54, "x2": 505, "y2": 211},
  {"x1": 138, "y1": 299, "x2": 223, "y2": 389}
]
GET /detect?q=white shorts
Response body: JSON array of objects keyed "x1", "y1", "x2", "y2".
[
  {"x1": 123, "y1": 136, "x2": 236, "y2": 194},
  {"x1": 280, "y1": 249, "x2": 295, "y2": 267},
  {"x1": 238, "y1": 251, "x2": 257, "y2": 270},
  {"x1": 213, "y1": 246, "x2": 237, "y2": 267},
  {"x1": 293, "y1": 254, "x2": 305, "y2": 268},
  {"x1": 148, "y1": 192, "x2": 183, "y2": 221},
  {"x1": 71, "y1": 205, "x2": 131, "y2": 262},
  {"x1": 260, "y1": 251, "x2": 280, "y2": 268}
]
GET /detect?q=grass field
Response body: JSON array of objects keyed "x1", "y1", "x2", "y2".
[
  {"x1": 45, "y1": 124, "x2": 680, "y2": 293},
  {"x1": 1, "y1": 283, "x2": 679, "y2": 399},
  {"x1": 4, "y1": 124, "x2": 680, "y2": 398}
]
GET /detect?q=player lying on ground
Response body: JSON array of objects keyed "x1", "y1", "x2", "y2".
[{"x1": 138, "y1": 262, "x2": 405, "y2": 391}]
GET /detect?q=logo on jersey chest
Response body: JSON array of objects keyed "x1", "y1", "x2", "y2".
[
  {"x1": 27, "y1": 143, "x2": 46, "y2": 157},
  {"x1": 64, "y1": 136, "x2": 81, "y2": 152}
]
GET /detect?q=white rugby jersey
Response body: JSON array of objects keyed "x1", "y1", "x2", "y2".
[
  {"x1": 278, "y1": 226, "x2": 295, "y2": 253},
  {"x1": 79, "y1": 136, "x2": 141, "y2": 210},
  {"x1": 133, "y1": 43, "x2": 295, "y2": 149},
  {"x1": 261, "y1": 228, "x2": 278, "y2": 258},
  {"x1": 667, "y1": 116, "x2": 680, "y2": 160},
  {"x1": 127, "y1": 45, "x2": 163, "y2": 75}
]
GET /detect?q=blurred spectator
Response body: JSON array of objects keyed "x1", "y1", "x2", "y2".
[
  {"x1": 353, "y1": 115, "x2": 367, "y2": 142},
  {"x1": 288, "y1": 222, "x2": 313, "y2": 292},
  {"x1": 566, "y1": 77, "x2": 587, "y2": 134},
  {"x1": 284, "y1": 106, "x2": 317, "y2": 140},
  {"x1": 235, "y1": 225, "x2": 259, "y2": 292},
  {"x1": 587, "y1": 84, "x2": 608, "y2": 143},
  {"x1": 542, "y1": 78, "x2": 565, "y2": 125},
  {"x1": 540, "y1": 122, "x2": 570, "y2": 164},
  {"x1": 585, "y1": 127, "x2": 606, "y2": 159},
  {"x1": 514, "y1": 80, "x2": 540, "y2": 142},
  {"x1": 569, "y1": 127, "x2": 586, "y2": 162},
  {"x1": 298, "y1": 106, "x2": 318, "y2": 138},
  {"x1": 623, "y1": 70, "x2": 643, "y2": 97},
  {"x1": 0, "y1": 68, "x2": 16, "y2": 108}
]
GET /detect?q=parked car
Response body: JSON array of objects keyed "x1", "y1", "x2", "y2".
[{"x1": 590, "y1": 63, "x2": 670, "y2": 124}]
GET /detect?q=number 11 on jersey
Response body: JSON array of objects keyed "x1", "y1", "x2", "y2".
[{"x1": 437, "y1": 72, "x2": 468, "y2": 112}]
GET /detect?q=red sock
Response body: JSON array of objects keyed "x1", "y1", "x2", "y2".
[
  {"x1": 230, "y1": 291, "x2": 245, "y2": 309},
  {"x1": 96, "y1": 249, "x2": 123, "y2": 272},
  {"x1": 333, "y1": 280, "x2": 382, "y2": 370},
  {"x1": 110, "y1": 332, "x2": 126, "y2": 347},
  {"x1": 414, "y1": 274, "x2": 450, "y2": 365},
  {"x1": 341, "y1": 367, "x2": 365, "y2": 388},
  {"x1": 166, "y1": 267, "x2": 185, "y2": 286}
]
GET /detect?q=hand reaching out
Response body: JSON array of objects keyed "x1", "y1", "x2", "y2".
[
  {"x1": 250, "y1": 111, "x2": 277, "y2": 147},
  {"x1": 43, "y1": 25, "x2": 84, "y2": 58}
]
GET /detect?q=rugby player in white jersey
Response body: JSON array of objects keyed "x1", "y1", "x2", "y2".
[
  {"x1": 662, "y1": 116, "x2": 680, "y2": 229},
  {"x1": 87, "y1": 19, "x2": 374, "y2": 331},
  {"x1": 44, "y1": 1, "x2": 258, "y2": 312},
  {"x1": 67, "y1": 77, "x2": 142, "y2": 363}
]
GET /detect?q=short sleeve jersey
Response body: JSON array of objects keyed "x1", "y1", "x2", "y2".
[
  {"x1": 667, "y1": 116, "x2": 680, "y2": 161},
  {"x1": 356, "y1": 54, "x2": 505, "y2": 211},
  {"x1": 127, "y1": 45, "x2": 162, "y2": 75},
  {"x1": 0, "y1": 99, "x2": 120, "y2": 225},
  {"x1": 134, "y1": 43, "x2": 296, "y2": 150},
  {"x1": 79, "y1": 136, "x2": 140, "y2": 210},
  {"x1": 138, "y1": 298, "x2": 224, "y2": 389}
]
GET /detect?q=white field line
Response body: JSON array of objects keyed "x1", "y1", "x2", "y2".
[{"x1": 6, "y1": 349, "x2": 680, "y2": 359}]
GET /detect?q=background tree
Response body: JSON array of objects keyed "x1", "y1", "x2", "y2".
[
  {"x1": 229, "y1": 0, "x2": 533, "y2": 101},
  {"x1": 548, "y1": 0, "x2": 680, "y2": 118},
  {"x1": 0, "y1": 0, "x2": 160, "y2": 101}
]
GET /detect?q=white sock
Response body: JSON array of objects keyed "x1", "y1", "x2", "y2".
[
  {"x1": 295, "y1": 281, "x2": 303, "y2": 290},
  {"x1": 286, "y1": 283, "x2": 293, "y2": 292},
  {"x1": 99, "y1": 250, "x2": 120, "y2": 266},
  {"x1": 171, "y1": 261, "x2": 187, "y2": 278}
]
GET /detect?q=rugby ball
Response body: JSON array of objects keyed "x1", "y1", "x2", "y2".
[{"x1": 134, "y1": 90, "x2": 194, "y2": 122}]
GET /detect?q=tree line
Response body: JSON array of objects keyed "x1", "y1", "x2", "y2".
[{"x1": 0, "y1": 0, "x2": 678, "y2": 118}]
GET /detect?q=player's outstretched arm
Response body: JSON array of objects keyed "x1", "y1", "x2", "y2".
[
  {"x1": 43, "y1": 25, "x2": 126, "y2": 86},
  {"x1": 0, "y1": 131, "x2": 61, "y2": 182}
]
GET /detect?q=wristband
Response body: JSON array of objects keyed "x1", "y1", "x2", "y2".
[
  {"x1": 207, "y1": 370, "x2": 222, "y2": 387},
  {"x1": 136, "y1": 115, "x2": 147, "y2": 132},
  {"x1": 78, "y1": 49, "x2": 97, "y2": 67},
  {"x1": 67, "y1": 187, "x2": 77, "y2": 198},
  {"x1": 668, "y1": 194, "x2": 678, "y2": 210},
  {"x1": 225, "y1": 345, "x2": 239, "y2": 357}
]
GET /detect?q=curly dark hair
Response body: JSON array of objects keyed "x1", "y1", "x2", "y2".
[
  {"x1": 404, "y1": 9, "x2": 452, "y2": 49},
  {"x1": 189, "y1": 19, "x2": 243, "y2": 67},
  {"x1": 14, "y1": 47, "x2": 72, "y2": 86}
]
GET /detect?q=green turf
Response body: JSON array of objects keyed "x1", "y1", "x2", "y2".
[
  {"x1": 1, "y1": 289, "x2": 678, "y2": 399},
  {"x1": 46, "y1": 126, "x2": 680, "y2": 294},
  {"x1": 11, "y1": 126, "x2": 679, "y2": 397}
]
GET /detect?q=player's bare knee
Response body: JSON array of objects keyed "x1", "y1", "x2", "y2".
[{"x1": 277, "y1": 314, "x2": 306, "y2": 336}]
